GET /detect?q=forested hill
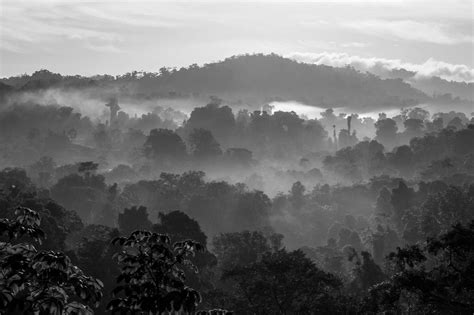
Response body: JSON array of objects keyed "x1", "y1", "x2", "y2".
[{"x1": 1, "y1": 54, "x2": 429, "y2": 110}]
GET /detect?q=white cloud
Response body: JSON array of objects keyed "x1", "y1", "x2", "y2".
[
  {"x1": 344, "y1": 19, "x2": 473, "y2": 45},
  {"x1": 0, "y1": 2, "x2": 123, "y2": 53},
  {"x1": 288, "y1": 52, "x2": 474, "y2": 82}
]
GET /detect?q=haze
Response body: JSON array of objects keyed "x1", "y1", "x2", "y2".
[{"x1": 1, "y1": 1, "x2": 474, "y2": 314}]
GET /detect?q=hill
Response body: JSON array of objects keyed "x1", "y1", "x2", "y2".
[
  {"x1": 1, "y1": 54, "x2": 430, "y2": 111},
  {"x1": 408, "y1": 76, "x2": 473, "y2": 101},
  {"x1": 125, "y1": 54, "x2": 429, "y2": 110}
]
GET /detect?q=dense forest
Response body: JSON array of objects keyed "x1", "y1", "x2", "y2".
[{"x1": 1, "y1": 54, "x2": 474, "y2": 314}]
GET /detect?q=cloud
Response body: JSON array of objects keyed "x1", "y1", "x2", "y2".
[
  {"x1": 344, "y1": 19, "x2": 473, "y2": 45},
  {"x1": 288, "y1": 52, "x2": 474, "y2": 82},
  {"x1": 0, "y1": 2, "x2": 123, "y2": 53}
]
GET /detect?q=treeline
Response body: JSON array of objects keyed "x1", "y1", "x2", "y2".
[
  {"x1": 1, "y1": 98, "x2": 472, "y2": 187},
  {"x1": 324, "y1": 123, "x2": 474, "y2": 182}
]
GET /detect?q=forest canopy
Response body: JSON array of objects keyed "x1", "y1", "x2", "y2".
[{"x1": 1, "y1": 53, "x2": 473, "y2": 314}]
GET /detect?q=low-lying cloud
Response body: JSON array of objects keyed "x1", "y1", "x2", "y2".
[{"x1": 288, "y1": 52, "x2": 474, "y2": 83}]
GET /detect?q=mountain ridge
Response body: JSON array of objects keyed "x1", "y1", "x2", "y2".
[{"x1": 0, "y1": 53, "x2": 437, "y2": 111}]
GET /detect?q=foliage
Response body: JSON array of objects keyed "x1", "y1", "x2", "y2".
[
  {"x1": 213, "y1": 230, "x2": 282, "y2": 271},
  {"x1": 108, "y1": 230, "x2": 205, "y2": 314},
  {"x1": 70, "y1": 224, "x2": 120, "y2": 314},
  {"x1": 144, "y1": 128, "x2": 187, "y2": 161},
  {"x1": 0, "y1": 175, "x2": 83, "y2": 251},
  {"x1": 118, "y1": 206, "x2": 152, "y2": 235},
  {"x1": 364, "y1": 221, "x2": 474, "y2": 314},
  {"x1": 222, "y1": 249, "x2": 343, "y2": 314},
  {"x1": 0, "y1": 207, "x2": 103, "y2": 314},
  {"x1": 122, "y1": 172, "x2": 272, "y2": 236},
  {"x1": 184, "y1": 103, "x2": 235, "y2": 143},
  {"x1": 349, "y1": 251, "x2": 386, "y2": 292},
  {"x1": 188, "y1": 128, "x2": 222, "y2": 159},
  {"x1": 154, "y1": 211, "x2": 218, "y2": 292}
]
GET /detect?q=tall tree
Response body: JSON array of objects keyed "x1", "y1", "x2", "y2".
[
  {"x1": 375, "y1": 118, "x2": 398, "y2": 149},
  {"x1": 188, "y1": 128, "x2": 222, "y2": 159},
  {"x1": 118, "y1": 205, "x2": 152, "y2": 235},
  {"x1": 143, "y1": 128, "x2": 187, "y2": 160}
]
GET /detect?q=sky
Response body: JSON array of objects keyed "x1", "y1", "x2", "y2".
[{"x1": 0, "y1": 0, "x2": 473, "y2": 81}]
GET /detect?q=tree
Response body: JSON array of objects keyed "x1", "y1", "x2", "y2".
[
  {"x1": 389, "y1": 145, "x2": 414, "y2": 177},
  {"x1": 155, "y1": 211, "x2": 208, "y2": 246},
  {"x1": 224, "y1": 148, "x2": 253, "y2": 166},
  {"x1": 0, "y1": 176, "x2": 83, "y2": 251},
  {"x1": 406, "y1": 107, "x2": 429, "y2": 121},
  {"x1": 375, "y1": 187, "x2": 393, "y2": 218},
  {"x1": 370, "y1": 225, "x2": 400, "y2": 265},
  {"x1": 289, "y1": 181, "x2": 305, "y2": 210},
  {"x1": 349, "y1": 251, "x2": 386, "y2": 292},
  {"x1": 337, "y1": 228, "x2": 363, "y2": 251},
  {"x1": 323, "y1": 141, "x2": 386, "y2": 181},
  {"x1": 143, "y1": 128, "x2": 187, "y2": 160},
  {"x1": 447, "y1": 117, "x2": 464, "y2": 130},
  {"x1": 419, "y1": 185, "x2": 474, "y2": 238},
  {"x1": 108, "y1": 231, "x2": 204, "y2": 313},
  {"x1": 154, "y1": 211, "x2": 217, "y2": 293},
  {"x1": 28, "y1": 156, "x2": 56, "y2": 187},
  {"x1": 0, "y1": 167, "x2": 33, "y2": 193},
  {"x1": 222, "y1": 249, "x2": 342, "y2": 314},
  {"x1": 375, "y1": 118, "x2": 398, "y2": 149},
  {"x1": 212, "y1": 230, "x2": 282, "y2": 271},
  {"x1": 233, "y1": 190, "x2": 271, "y2": 231},
  {"x1": 453, "y1": 124, "x2": 474, "y2": 156},
  {"x1": 365, "y1": 221, "x2": 474, "y2": 314},
  {"x1": 188, "y1": 129, "x2": 222, "y2": 159},
  {"x1": 71, "y1": 224, "x2": 120, "y2": 314},
  {"x1": 0, "y1": 207, "x2": 103, "y2": 314},
  {"x1": 390, "y1": 181, "x2": 415, "y2": 229},
  {"x1": 184, "y1": 103, "x2": 236, "y2": 143},
  {"x1": 118, "y1": 206, "x2": 152, "y2": 235},
  {"x1": 338, "y1": 129, "x2": 358, "y2": 149},
  {"x1": 50, "y1": 171, "x2": 108, "y2": 223},
  {"x1": 78, "y1": 161, "x2": 99, "y2": 175},
  {"x1": 403, "y1": 118, "x2": 424, "y2": 140}
]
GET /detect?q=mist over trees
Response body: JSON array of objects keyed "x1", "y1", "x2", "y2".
[{"x1": 1, "y1": 53, "x2": 474, "y2": 314}]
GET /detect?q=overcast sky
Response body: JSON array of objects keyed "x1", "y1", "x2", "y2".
[{"x1": 0, "y1": 0, "x2": 473, "y2": 81}]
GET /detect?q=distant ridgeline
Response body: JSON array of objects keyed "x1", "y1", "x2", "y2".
[{"x1": 0, "y1": 54, "x2": 433, "y2": 111}]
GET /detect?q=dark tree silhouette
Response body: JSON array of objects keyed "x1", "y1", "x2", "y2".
[
  {"x1": 118, "y1": 205, "x2": 152, "y2": 235},
  {"x1": 365, "y1": 221, "x2": 474, "y2": 314},
  {"x1": 0, "y1": 207, "x2": 103, "y2": 314},
  {"x1": 144, "y1": 128, "x2": 187, "y2": 160},
  {"x1": 223, "y1": 249, "x2": 342, "y2": 314},
  {"x1": 155, "y1": 210, "x2": 208, "y2": 245},
  {"x1": 188, "y1": 128, "x2": 222, "y2": 159},
  {"x1": 108, "y1": 231, "x2": 204, "y2": 313}
]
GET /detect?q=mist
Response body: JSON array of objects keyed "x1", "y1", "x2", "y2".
[{"x1": 1, "y1": 46, "x2": 473, "y2": 315}]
